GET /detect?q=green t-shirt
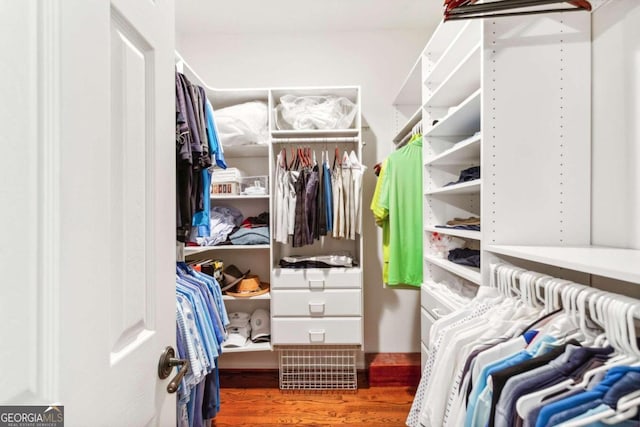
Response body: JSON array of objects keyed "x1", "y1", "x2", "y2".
[{"x1": 378, "y1": 136, "x2": 423, "y2": 286}]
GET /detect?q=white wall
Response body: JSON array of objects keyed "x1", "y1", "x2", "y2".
[
  {"x1": 592, "y1": 0, "x2": 640, "y2": 250},
  {"x1": 177, "y1": 28, "x2": 431, "y2": 353}
]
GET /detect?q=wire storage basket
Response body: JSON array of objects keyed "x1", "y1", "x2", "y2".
[{"x1": 278, "y1": 345, "x2": 358, "y2": 390}]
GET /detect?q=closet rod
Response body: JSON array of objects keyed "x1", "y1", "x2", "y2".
[
  {"x1": 271, "y1": 136, "x2": 359, "y2": 144},
  {"x1": 395, "y1": 132, "x2": 413, "y2": 149}
]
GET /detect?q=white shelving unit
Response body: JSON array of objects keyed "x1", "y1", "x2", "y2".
[
  {"x1": 425, "y1": 225, "x2": 480, "y2": 241},
  {"x1": 424, "y1": 254, "x2": 481, "y2": 285},
  {"x1": 426, "y1": 179, "x2": 481, "y2": 196},
  {"x1": 269, "y1": 86, "x2": 364, "y2": 356},
  {"x1": 398, "y1": 14, "x2": 595, "y2": 368},
  {"x1": 223, "y1": 342, "x2": 272, "y2": 354},
  {"x1": 486, "y1": 245, "x2": 640, "y2": 285}
]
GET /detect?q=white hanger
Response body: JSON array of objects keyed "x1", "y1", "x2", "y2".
[{"x1": 560, "y1": 390, "x2": 640, "y2": 427}]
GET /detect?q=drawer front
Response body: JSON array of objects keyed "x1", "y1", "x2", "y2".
[
  {"x1": 271, "y1": 289, "x2": 362, "y2": 317},
  {"x1": 272, "y1": 268, "x2": 362, "y2": 290},
  {"x1": 421, "y1": 307, "x2": 435, "y2": 346},
  {"x1": 272, "y1": 318, "x2": 362, "y2": 345},
  {"x1": 421, "y1": 285, "x2": 455, "y2": 319}
]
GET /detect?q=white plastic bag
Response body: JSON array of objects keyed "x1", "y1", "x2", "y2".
[
  {"x1": 275, "y1": 95, "x2": 357, "y2": 130},
  {"x1": 214, "y1": 101, "x2": 269, "y2": 146}
]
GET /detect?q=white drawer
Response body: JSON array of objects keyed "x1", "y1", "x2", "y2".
[
  {"x1": 272, "y1": 318, "x2": 362, "y2": 345},
  {"x1": 271, "y1": 289, "x2": 362, "y2": 316},
  {"x1": 421, "y1": 285, "x2": 456, "y2": 319},
  {"x1": 272, "y1": 268, "x2": 362, "y2": 290},
  {"x1": 420, "y1": 307, "x2": 435, "y2": 346}
]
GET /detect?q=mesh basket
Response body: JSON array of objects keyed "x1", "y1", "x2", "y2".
[{"x1": 278, "y1": 346, "x2": 358, "y2": 390}]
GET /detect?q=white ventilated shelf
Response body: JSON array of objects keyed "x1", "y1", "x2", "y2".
[
  {"x1": 222, "y1": 341, "x2": 272, "y2": 354},
  {"x1": 271, "y1": 129, "x2": 359, "y2": 139},
  {"x1": 426, "y1": 134, "x2": 481, "y2": 166},
  {"x1": 393, "y1": 56, "x2": 422, "y2": 106},
  {"x1": 426, "y1": 179, "x2": 481, "y2": 196},
  {"x1": 424, "y1": 89, "x2": 481, "y2": 138},
  {"x1": 424, "y1": 44, "x2": 481, "y2": 108},
  {"x1": 222, "y1": 144, "x2": 269, "y2": 158},
  {"x1": 393, "y1": 106, "x2": 422, "y2": 144},
  {"x1": 425, "y1": 254, "x2": 481, "y2": 285},
  {"x1": 222, "y1": 292, "x2": 271, "y2": 301},
  {"x1": 184, "y1": 244, "x2": 270, "y2": 257},
  {"x1": 485, "y1": 245, "x2": 640, "y2": 284},
  {"x1": 210, "y1": 194, "x2": 269, "y2": 200},
  {"x1": 426, "y1": 225, "x2": 481, "y2": 241}
]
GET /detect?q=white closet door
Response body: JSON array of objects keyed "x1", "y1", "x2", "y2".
[{"x1": 0, "y1": 0, "x2": 176, "y2": 425}]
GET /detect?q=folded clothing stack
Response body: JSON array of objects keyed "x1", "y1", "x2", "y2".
[
  {"x1": 222, "y1": 309, "x2": 271, "y2": 349},
  {"x1": 435, "y1": 216, "x2": 481, "y2": 231}
]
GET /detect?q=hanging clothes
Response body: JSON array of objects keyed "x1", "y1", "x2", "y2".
[
  {"x1": 372, "y1": 134, "x2": 423, "y2": 286},
  {"x1": 175, "y1": 71, "x2": 226, "y2": 242},
  {"x1": 407, "y1": 267, "x2": 640, "y2": 427},
  {"x1": 175, "y1": 263, "x2": 229, "y2": 427},
  {"x1": 271, "y1": 146, "x2": 361, "y2": 248}
]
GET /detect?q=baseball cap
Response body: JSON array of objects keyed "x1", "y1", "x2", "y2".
[
  {"x1": 250, "y1": 308, "x2": 271, "y2": 343},
  {"x1": 223, "y1": 325, "x2": 250, "y2": 348}
]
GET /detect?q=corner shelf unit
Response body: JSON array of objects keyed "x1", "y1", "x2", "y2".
[{"x1": 395, "y1": 14, "x2": 596, "y2": 367}]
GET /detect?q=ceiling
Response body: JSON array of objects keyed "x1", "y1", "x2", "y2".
[{"x1": 175, "y1": 0, "x2": 443, "y2": 35}]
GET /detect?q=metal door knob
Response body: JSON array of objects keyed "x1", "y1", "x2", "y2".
[{"x1": 158, "y1": 346, "x2": 190, "y2": 394}]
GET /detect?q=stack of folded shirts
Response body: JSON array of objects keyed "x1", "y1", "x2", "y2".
[
  {"x1": 435, "y1": 216, "x2": 480, "y2": 231},
  {"x1": 212, "y1": 167, "x2": 244, "y2": 183}
]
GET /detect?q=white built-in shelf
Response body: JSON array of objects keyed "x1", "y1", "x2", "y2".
[
  {"x1": 426, "y1": 29, "x2": 480, "y2": 91},
  {"x1": 211, "y1": 194, "x2": 269, "y2": 200},
  {"x1": 223, "y1": 292, "x2": 271, "y2": 301},
  {"x1": 222, "y1": 144, "x2": 269, "y2": 158},
  {"x1": 209, "y1": 88, "x2": 269, "y2": 110},
  {"x1": 393, "y1": 106, "x2": 422, "y2": 144},
  {"x1": 393, "y1": 56, "x2": 422, "y2": 106},
  {"x1": 425, "y1": 89, "x2": 481, "y2": 138},
  {"x1": 426, "y1": 225, "x2": 481, "y2": 241},
  {"x1": 222, "y1": 341, "x2": 272, "y2": 354},
  {"x1": 485, "y1": 245, "x2": 640, "y2": 284},
  {"x1": 271, "y1": 129, "x2": 359, "y2": 139},
  {"x1": 426, "y1": 134, "x2": 481, "y2": 166},
  {"x1": 424, "y1": 44, "x2": 480, "y2": 108},
  {"x1": 184, "y1": 244, "x2": 270, "y2": 257},
  {"x1": 422, "y1": 20, "x2": 469, "y2": 66},
  {"x1": 425, "y1": 254, "x2": 481, "y2": 285},
  {"x1": 426, "y1": 179, "x2": 481, "y2": 196}
]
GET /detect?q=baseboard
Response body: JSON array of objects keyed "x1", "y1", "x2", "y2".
[{"x1": 218, "y1": 352, "x2": 421, "y2": 389}]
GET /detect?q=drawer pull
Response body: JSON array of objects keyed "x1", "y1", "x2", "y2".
[
  {"x1": 308, "y1": 279, "x2": 325, "y2": 290},
  {"x1": 308, "y1": 329, "x2": 326, "y2": 342},
  {"x1": 308, "y1": 302, "x2": 325, "y2": 315}
]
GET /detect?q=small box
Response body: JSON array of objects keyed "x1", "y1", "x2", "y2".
[
  {"x1": 240, "y1": 176, "x2": 269, "y2": 196},
  {"x1": 211, "y1": 181, "x2": 239, "y2": 195}
]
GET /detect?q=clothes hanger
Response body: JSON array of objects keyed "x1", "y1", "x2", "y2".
[
  {"x1": 560, "y1": 389, "x2": 640, "y2": 427},
  {"x1": 444, "y1": 0, "x2": 592, "y2": 21}
]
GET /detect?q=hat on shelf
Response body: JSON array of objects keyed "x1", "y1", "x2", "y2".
[
  {"x1": 220, "y1": 264, "x2": 250, "y2": 292},
  {"x1": 250, "y1": 308, "x2": 271, "y2": 343},
  {"x1": 225, "y1": 274, "x2": 270, "y2": 298}
]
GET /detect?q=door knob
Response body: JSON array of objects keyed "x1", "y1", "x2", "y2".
[{"x1": 158, "y1": 346, "x2": 190, "y2": 394}]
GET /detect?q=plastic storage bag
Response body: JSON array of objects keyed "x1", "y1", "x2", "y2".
[
  {"x1": 214, "y1": 101, "x2": 269, "y2": 146},
  {"x1": 275, "y1": 95, "x2": 357, "y2": 130}
]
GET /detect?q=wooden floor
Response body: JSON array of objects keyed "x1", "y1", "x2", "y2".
[{"x1": 211, "y1": 370, "x2": 417, "y2": 427}]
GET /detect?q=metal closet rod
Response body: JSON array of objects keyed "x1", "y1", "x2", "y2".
[
  {"x1": 445, "y1": 0, "x2": 591, "y2": 20},
  {"x1": 271, "y1": 136, "x2": 359, "y2": 144}
]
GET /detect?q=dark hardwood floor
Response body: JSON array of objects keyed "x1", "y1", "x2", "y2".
[{"x1": 211, "y1": 370, "x2": 417, "y2": 427}]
